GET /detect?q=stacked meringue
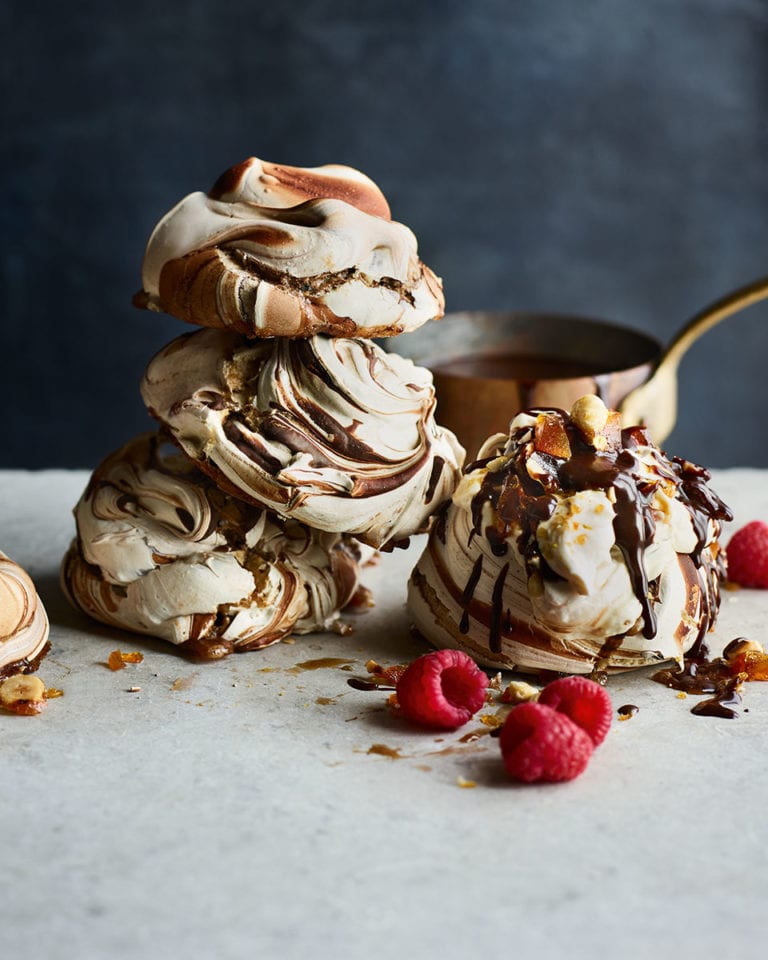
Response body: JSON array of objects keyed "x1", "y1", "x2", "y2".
[
  {"x1": 408, "y1": 396, "x2": 732, "y2": 674},
  {"x1": 63, "y1": 157, "x2": 464, "y2": 659}
]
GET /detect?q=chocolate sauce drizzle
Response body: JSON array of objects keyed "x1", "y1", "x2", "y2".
[
  {"x1": 652, "y1": 636, "x2": 743, "y2": 719},
  {"x1": 462, "y1": 410, "x2": 732, "y2": 657}
]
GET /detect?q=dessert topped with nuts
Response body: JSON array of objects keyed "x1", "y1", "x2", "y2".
[{"x1": 408, "y1": 396, "x2": 733, "y2": 674}]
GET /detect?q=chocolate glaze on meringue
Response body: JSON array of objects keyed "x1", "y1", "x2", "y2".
[
  {"x1": 61, "y1": 433, "x2": 362, "y2": 657},
  {"x1": 135, "y1": 156, "x2": 444, "y2": 338},
  {"x1": 0, "y1": 552, "x2": 50, "y2": 678},
  {"x1": 408, "y1": 398, "x2": 732, "y2": 674},
  {"x1": 141, "y1": 330, "x2": 464, "y2": 549}
]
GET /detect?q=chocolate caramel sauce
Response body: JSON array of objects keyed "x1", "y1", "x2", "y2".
[
  {"x1": 461, "y1": 409, "x2": 732, "y2": 659},
  {"x1": 617, "y1": 704, "x2": 639, "y2": 720},
  {"x1": 346, "y1": 677, "x2": 396, "y2": 692},
  {"x1": 460, "y1": 557, "x2": 484, "y2": 634},
  {"x1": 652, "y1": 636, "x2": 744, "y2": 718},
  {"x1": 432, "y1": 355, "x2": 613, "y2": 380},
  {"x1": 425, "y1": 456, "x2": 446, "y2": 505}
]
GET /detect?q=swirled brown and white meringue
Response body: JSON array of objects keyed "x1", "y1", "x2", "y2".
[
  {"x1": 141, "y1": 330, "x2": 464, "y2": 549},
  {"x1": 61, "y1": 433, "x2": 362, "y2": 658},
  {"x1": 0, "y1": 552, "x2": 50, "y2": 677},
  {"x1": 135, "y1": 156, "x2": 444, "y2": 338},
  {"x1": 408, "y1": 397, "x2": 732, "y2": 674}
]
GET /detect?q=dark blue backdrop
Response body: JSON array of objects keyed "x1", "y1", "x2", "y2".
[{"x1": 4, "y1": 0, "x2": 767, "y2": 468}]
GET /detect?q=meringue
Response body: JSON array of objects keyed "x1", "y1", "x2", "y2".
[
  {"x1": 61, "y1": 433, "x2": 362, "y2": 657},
  {"x1": 135, "y1": 156, "x2": 444, "y2": 338},
  {"x1": 141, "y1": 330, "x2": 464, "y2": 549},
  {"x1": 0, "y1": 552, "x2": 50, "y2": 676},
  {"x1": 407, "y1": 398, "x2": 732, "y2": 673}
]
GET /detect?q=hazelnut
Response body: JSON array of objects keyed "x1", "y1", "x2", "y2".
[
  {"x1": 570, "y1": 395, "x2": 610, "y2": 448},
  {"x1": 500, "y1": 680, "x2": 541, "y2": 704},
  {"x1": 723, "y1": 637, "x2": 765, "y2": 661}
]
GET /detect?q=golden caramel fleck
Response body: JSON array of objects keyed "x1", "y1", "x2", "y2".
[
  {"x1": 45, "y1": 687, "x2": 64, "y2": 699},
  {"x1": 367, "y1": 743, "x2": 404, "y2": 759},
  {"x1": 457, "y1": 776, "x2": 477, "y2": 789},
  {"x1": 478, "y1": 712, "x2": 505, "y2": 728}
]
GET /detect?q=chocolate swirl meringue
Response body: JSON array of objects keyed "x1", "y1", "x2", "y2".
[
  {"x1": 408, "y1": 397, "x2": 732, "y2": 674},
  {"x1": 61, "y1": 433, "x2": 362, "y2": 657},
  {"x1": 141, "y1": 330, "x2": 464, "y2": 549},
  {"x1": 0, "y1": 552, "x2": 50, "y2": 677},
  {"x1": 135, "y1": 156, "x2": 444, "y2": 338}
]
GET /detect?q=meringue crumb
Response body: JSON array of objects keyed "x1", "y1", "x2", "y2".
[
  {"x1": 500, "y1": 680, "x2": 540, "y2": 704},
  {"x1": 457, "y1": 776, "x2": 477, "y2": 789},
  {"x1": 127, "y1": 686, "x2": 141, "y2": 693}
]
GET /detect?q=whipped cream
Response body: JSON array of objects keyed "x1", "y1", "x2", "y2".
[
  {"x1": 141, "y1": 330, "x2": 464, "y2": 549},
  {"x1": 61, "y1": 433, "x2": 362, "y2": 656},
  {"x1": 0, "y1": 552, "x2": 50, "y2": 676},
  {"x1": 136, "y1": 156, "x2": 444, "y2": 338},
  {"x1": 408, "y1": 398, "x2": 732, "y2": 673}
]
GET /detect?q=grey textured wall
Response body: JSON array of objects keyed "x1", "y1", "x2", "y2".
[{"x1": 3, "y1": 0, "x2": 767, "y2": 468}]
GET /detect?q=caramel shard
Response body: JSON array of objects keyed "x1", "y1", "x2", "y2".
[
  {"x1": 107, "y1": 649, "x2": 144, "y2": 671},
  {"x1": 534, "y1": 414, "x2": 572, "y2": 459}
]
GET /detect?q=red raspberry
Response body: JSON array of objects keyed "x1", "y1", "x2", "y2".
[
  {"x1": 538, "y1": 676, "x2": 612, "y2": 746},
  {"x1": 726, "y1": 521, "x2": 768, "y2": 589},
  {"x1": 395, "y1": 649, "x2": 488, "y2": 730},
  {"x1": 499, "y1": 702, "x2": 594, "y2": 783}
]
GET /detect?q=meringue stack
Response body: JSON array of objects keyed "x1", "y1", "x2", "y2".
[
  {"x1": 62, "y1": 157, "x2": 464, "y2": 659},
  {"x1": 408, "y1": 396, "x2": 732, "y2": 674}
]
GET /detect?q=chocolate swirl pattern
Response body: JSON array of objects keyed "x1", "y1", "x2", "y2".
[
  {"x1": 141, "y1": 330, "x2": 464, "y2": 549},
  {"x1": 0, "y1": 552, "x2": 50, "y2": 677},
  {"x1": 135, "y1": 157, "x2": 444, "y2": 338},
  {"x1": 61, "y1": 434, "x2": 362, "y2": 657},
  {"x1": 408, "y1": 398, "x2": 732, "y2": 674}
]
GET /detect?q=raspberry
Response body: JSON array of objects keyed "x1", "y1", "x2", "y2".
[
  {"x1": 499, "y1": 702, "x2": 594, "y2": 782},
  {"x1": 726, "y1": 521, "x2": 768, "y2": 589},
  {"x1": 395, "y1": 649, "x2": 488, "y2": 730},
  {"x1": 538, "y1": 675, "x2": 612, "y2": 746}
]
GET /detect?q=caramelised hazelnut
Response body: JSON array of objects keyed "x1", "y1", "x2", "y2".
[
  {"x1": 499, "y1": 680, "x2": 541, "y2": 704},
  {"x1": 723, "y1": 637, "x2": 765, "y2": 661},
  {"x1": 570, "y1": 395, "x2": 620, "y2": 451}
]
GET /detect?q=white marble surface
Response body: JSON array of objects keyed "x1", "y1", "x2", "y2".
[{"x1": 1, "y1": 468, "x2": 768, "y2": 960}]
